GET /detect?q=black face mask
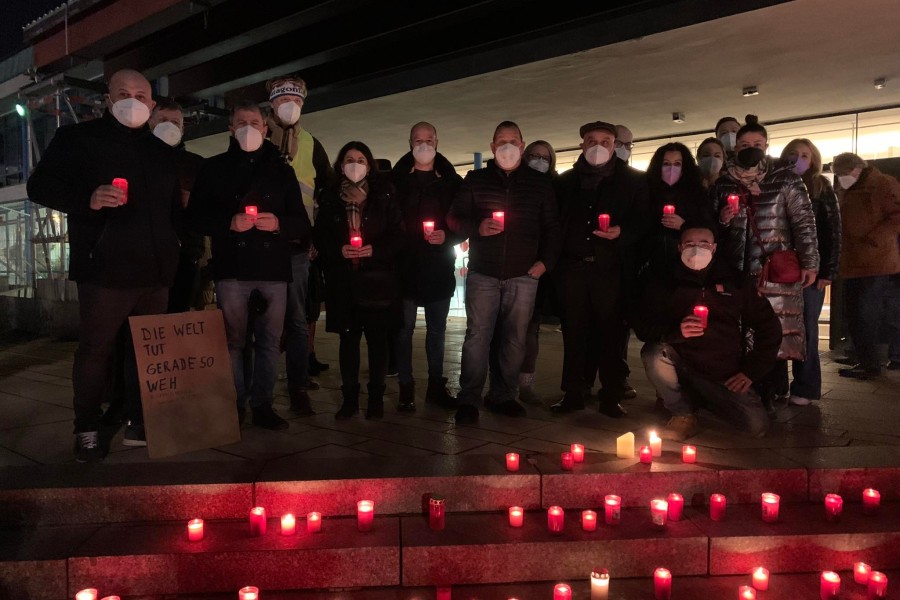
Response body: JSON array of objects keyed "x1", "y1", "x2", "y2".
[{"x1": 736, "y1": 147, "x2": 766, "y2": 169}]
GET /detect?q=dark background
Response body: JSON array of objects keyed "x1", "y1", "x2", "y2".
[{"x1": 0, "y1": 0, "x2": 65, "y2": 59}]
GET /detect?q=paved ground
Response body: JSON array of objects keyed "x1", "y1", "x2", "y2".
[{"x1": 0, "y1": 317, "x2": 898, "y2": 466}]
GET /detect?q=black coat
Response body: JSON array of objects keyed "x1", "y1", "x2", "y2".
[
  {"x1": 810, "y1": 178, "x2": 842, "y2": 282},
  {"x1": 642, "y1": 178, "x2": 715, "y2": 275},
  {"x1": 391, "y1": 151, "x2": 464, "y2": 304},
  {"x1": 26, "y1": 111, "x2": 182, "y2": 288},
  {"x1": 447, "y1": 160, "x2": 561, "y2": 279},
  {"x1": 313, "y1": 177, "x2": 405, "y2": 333},
  {"x1": 188, "y1": 138, "x2": 310, "y2": 282}
]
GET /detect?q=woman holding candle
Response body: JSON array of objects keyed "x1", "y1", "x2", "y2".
[{"x1": 314, "y1": 141, "x2": 405, "y2": 420}]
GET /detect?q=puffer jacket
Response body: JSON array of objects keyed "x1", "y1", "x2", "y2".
[
  {"x1": 712, "y1": 159, "x2": 819, "y2": 360},
  {"x1": 810, "y1": 177, "x2": 842, "y2": 282},
  {"x1": 837, "y1": 167, "x2": 900, "y2": 279}
]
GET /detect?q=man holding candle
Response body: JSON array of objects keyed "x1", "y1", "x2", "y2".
[
  {"x1": 633, "y1": 223, "x2": 781, "y2": 440},
  {"x1": 447, "y1": 121, "x2": 561, "y2": 423},
  {"x1": 189, "y1": 101, "x2": 310, "y2": 430},
  {"x1": 390, "y1": 122, "x2": 464, "y2": 411},
  {"x1": 27, "y1": 69, "x2": 183, "y2": 462}
]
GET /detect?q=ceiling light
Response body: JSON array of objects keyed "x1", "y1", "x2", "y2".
[
  {"x1": 742, "y1": 86, "x2": 759, "y2": 97},
  {"x1": 672, "y1": 112, "x2": 685, "y2": 124},
  {"x1": 874, "y1": 78, "x2": 886, "y2": 90},
  {"x1": 15, "y1": 103, "x2": 26, "y2": 117}
]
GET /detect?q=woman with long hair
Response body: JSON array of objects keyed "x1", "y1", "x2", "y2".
[{"x1": 697, "y1": 137, "x2": 727, "y2": 190}]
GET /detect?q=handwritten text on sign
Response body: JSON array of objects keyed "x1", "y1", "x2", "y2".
[{"x1": 139, "y1": 321, "x2": 219, "y2": 393}]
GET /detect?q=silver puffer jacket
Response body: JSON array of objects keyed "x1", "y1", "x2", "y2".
[{"x1": 712, "y1": 160, "x2": 819, "y2": 360}]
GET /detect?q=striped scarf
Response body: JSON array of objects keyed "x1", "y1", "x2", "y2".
[
  {"x1": 340, "y1": 179, "x2": 368, "y2": 235},
  {"x1": 726, "y1": 158, "x2": 768, "y2": 196}
]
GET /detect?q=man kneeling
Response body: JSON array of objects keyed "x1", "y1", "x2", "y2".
[{"x1": 633, "y1": 223, "x2": 781, "y2": 441}]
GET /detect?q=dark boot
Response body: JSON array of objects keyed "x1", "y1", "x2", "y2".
[
  {"x1": 309, "y1": 352, "x2": 329, "y2": 376},
  {"x1": 335, "y1": 384, "x2": 360, "y2": 420},
  {"x1": 398, "y1": 381, "x2": 416, "y2": 412},
  {"x1": 366, "y1": 383, "x2": 385, "y2": 420},
  {"x1": 597, "y1": 388, "x2": 627, "y2": 418},
  {"x1": 425, "y1": 377, "x2": 458, "y2": 409},
  {"x1": 551, "y1": 391, "x2": 586, "y2": 414},
  {"x1": 289, "y1": 388, "x2": 316, "y2": 416}
]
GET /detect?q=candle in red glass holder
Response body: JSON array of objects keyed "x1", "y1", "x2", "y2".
[
  {"x1": 752, "y1": 567, "x2": 769, "y2": 591},
  {"x1": 654, "y1": 567, "x2": 672, "y2": 600},
  {"x1": 509, "y1": 506, "x2": 524, "y2": 527},
  {"x1": 100, "y1": 596, "x2": 121, "y2": 600},
  {"x1": 863, "y1": 488, "x2": 881, "y2": 515},
  {"x1": 855, "y1": 562, "x2": 872, "y2": 585},
  {"x1": 429, "y1": 496, "x2": 445, "y2": 531},
  {"x1": 423, "y1": 221, "x2": 435, "y2": 237},
  {"x1": 761, "y1": 493, "x2": 780, "y2": 523},
  {"x1": 547, "y1": 505, "x2": 565, "y2": 533},
  {"x1": 187, "y1": 518, "x2": 204, "y2": 541},
  {"x1": 249, "y1": 506, "x2": 267, "y2": 536},
  {"x1": 824, "y1": 494, "x2": 843, "y2": 522},
  {"x1": 582, "y1": 509, "x2": 597, "y2": 532},
  {"x1": 76, "y1": 589, "x2": 98, "y2": 600},
  {"x1": 244, "y1": 205, "x2": 258, "y2": 217},
  {"x1": 667, "y1": 493, "x2": 684, "y2": 521},
  {"x1": 605, "y1": 494, "x2": 622, "y2": 525},
  {"x1": 571, "y1": 443, "x2": 585, "y2": 463},
  {"x1": 350, "y1": 235, "x2": 362, "y2": 248},
  {"x1": 506, "y1": 452, "x2": 520, "y2": 472},
  {"x1": 238, "y1": 586, "x2": 259, "y2": 600},
  {"x1": 492, "y1": 211, "x2": 505, "y2": 229},
  {"x1": 561, "y1": 451, "x2": 574, "y2": 471},
  {"x1": 682, "y1": 445, "x2": 696, "y2": 463},
  {"x1": 553, "y1": 583, "x2": 572, "y2": 600},
  {"x1": 307, "y1": 511, "x2": 322, "y2": 533},
  {"x1": 280, "y1": 513, "x2": 296, "y2": 536},
  {"x1": 598, "y1": 213, "x2": 610, "y2": 232},
  {"x1": 649, "y1": 431, "x2": 662, "y2": 457},
  {"x1": 739, "y1": 585, "x2": 757, "y2": 600},
  {"x1": 651, "y1": 499, "x2": 669, "y2": 527},
  {"x1": 868, "y1": 571, "x2": 888, "y2": 598},
  {"x1": 112, "y1": 178, "x2": 128, "y2": 204},
  {"x1": 357, "y1": 500, "x2": 374, "y2": 531},
  {"x1": 693, "y1": 305, "x2": 709, "y2": 328},
  {"x1": 436, "y1": 586, "x2": 451, "y2": 600},
  {"x1": 663, "y1": 204, "x2": 676, "y2": 215},
  {"x1": 820, "y1": 571, "x2": 841, "y2": 600},
  {"x1": 640, "y1": 445, "x2": 653, "y2": 464},
  {"x1": 710, "y1": 493, "x2": 727, "y2": 521},
  {"x1": 727, "y1": 194, "x2": 740, "y2": 212}
]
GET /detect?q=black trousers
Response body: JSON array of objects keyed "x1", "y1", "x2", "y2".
[{"x1": 339, "y1": 313, "x2": 391, "y2": 389}]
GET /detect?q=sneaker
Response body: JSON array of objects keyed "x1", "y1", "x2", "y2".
[
  {"x1": 789, "y1": 395, "x2": 813, "y2": 406},
  {"x1": 454, "y1": 403, "x2": 480, "y2": 424},
  {"x1": 122, "y1": 422, "x2": 147, "y2": 447},
  {"x1": 74, "y1": 431, "x2": 103, "y2": 463},
  {"x1": 252, "y1": 405, "x2": 290, "y2": 430},
  {"x1": 622, "y1": 379, "x2": 637, "y2": 400},
  {"x1": 838, "y1": 365, "x2": 882, "y2": 380},
  {"x1": 485, "y1": 399, "x2": 527, "y2": 418},
  {"x1": 660, "y1": 415, "x2": 699, "y2": 442}
]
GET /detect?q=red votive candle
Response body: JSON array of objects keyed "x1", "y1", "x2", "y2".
[
  {"x1": 561, "y1": 451, "x2": 574, "y2": 471},
  {"x1": 509, "y1": 506, "x2": 524, "y2": 528},
  {"x1": 280, "y1": 513, "x2": 296, "y2": 536},
  {"x1": 492, "y1": 211, "x2": 505, "y2": 229},
  {"x1": 582, "y1": 509, "x2": 597, "y2": 532},
  {"x1": 436, "y1": 586, "x2": 451, "y2": 600},
  {"x1": 307, "y1": 511, "x2": 322, "y2": 533},
  {"x1": 651, "y1": 499, "x2": 669, "y2": 527},
  {"x1": 654, "y1": 567, "x2": 672, "y2": 600},
  {"x1": 710, "y1": 493, "x2": 727, "y2": 521},
  {"x1": 667, "y1": 493, "x2": 684, "y2": 521},
  {"x1": 238, "y1": 586, "x2": 259, "y2": 600},
  {"x1": 547, "y1": 505, "x2": 565, "y2": 533},
  {"x1": 824, "y1": 493, "x2": 843, "y2": 522},
  {"x1": 571, "y1": 443, "x2": 585, "y2": 463},
  {"x1": 821, "y1": 571, "x2": 841, "y2": 600},
  {"x1": 423, "y1": 220, "x2": 435, "y2": 237},
  {"x1": 640, "y1": 445, "x2": 653, "y2": 464},
  {"x1": 553, "y1": 583, "x2": 572, "y2": 600},
  {"x1": 663, "y1": 204, "x2": 676, "y2": 215},
  {"x1": 605, "y1": 494, "x2": 622, "y2": 525},
  {"x1": 187, "y1": 517, "x2": 204, "y2": 541},
  {"x1": 868, "y1": 571, "x2": 888, "y2": 599},
  {"x1": 739, "y1": 585, "x2": 756, "y2": 600},
  {"x1": 761, "y1": 493, "x2": 780, "y2": 523},
  {"x1": 682, "y1": 445, "x2": 696, "y2": 463},
  {"x1": 506, "y1": 452, "x2": 520, "y2": 472},
  {"x1": 244, "y1": 205, "x2": 257, "y2": 217},
  {"x1": 76, "y1": 589, "x2": 98, "y2": 600},
  {"x1": 249, "y1": 506, "x2": 267, "y2": 536},
  {"x1": 598, "y1": 213, "x2": 610, "y2": 232},
  {"x1": 111, "y1": 178, "x2": 128, "y2": 204},
  {"x1": 855, "y1": 562, "x2": 872, "y2": 585},
  {"x1": 752, "y1": 567, "x2": 769, "y2": 591},
  {"x1": 357, "y1": 500, "x2": 374, "y2": 531},
  {"x1": 693, "y1": 305, "x2": 709, "y2": 328},
  {"x1": 350, "y1": 235, "x2": 362, "y2": 248},
  {"x1": 727, "y1": 194, "x2": 740, "y2": 212},
  {"x1": 429, "y1": 496, "x2": 445, "y2": 531},
  {"x1": 863, "y1": 488, "x2": 881, "y2": 515}
]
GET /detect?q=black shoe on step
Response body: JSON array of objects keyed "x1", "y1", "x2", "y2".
[
  {"x1": 485, "y1": 399, "x2": 527, "y2": 418},
  {"x1": 425, "y1": 377, "x2": 458, "y2": 409},
  {"x1": 122, "y1": 421, "x2": 147, "y2": 447},
  {"x1": 838, "y1": 365, "x2": 882, "y2": 380},
  {"x1": 336, "y1": 385, "x2": 360, "y2": 420},
  {"x1": 252, "y1": 405, "x2": 290, "y2": 430},
  {"x1": 398, "y1": 381, "x2": 416, "y2": 412},
  {"x1": 454, "y1": 403, "x2": 480, "y2": 424},
  {"x1": 597, "y1": 390, "x2": 627, "y2": 418},
  {"x1": 551, "y1": 392, "x2": 585, "y2": 414},
  {"x1": 289, "y1": 390, "x2": 316, "y2": 416},
  {"x1": 74, "y1": 431, "x2": 103, "y2": 463}
]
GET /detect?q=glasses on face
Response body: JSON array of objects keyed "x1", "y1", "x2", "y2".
[
  {"x1": 526, "y1": 153, "x2": 549, "y2": 163},
  {"x1": 615, "y1": 141, "x2": 635, "y2": 150},
  {"x1": 682, "y1": 241, "x2": 715, "y2": 250}
]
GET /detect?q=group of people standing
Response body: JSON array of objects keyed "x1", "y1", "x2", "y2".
[{"x1": 26, "y1": 68, "x2": 900, "y2": 462}]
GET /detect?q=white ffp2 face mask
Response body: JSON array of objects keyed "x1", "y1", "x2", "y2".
[
  {"x1": 412, "y1": 143, "x2": 436, "y2": 165},
  {"x1": 838, "y1": 174, "x2": 858, "y2": 190},
  {"x1": 681, "y1": 246, "x2": 714, "y2": 271},
  {"x1": 699, "y1": 156, "x2": 724, "y2": 176},
  {"x1": 719, "y1": 132, "x2": 737, "y2": 152},
  {"x1": 152, "y1": 121, "x2": 182, "y2": 147},
  {"x1": 528, "y1": 158, "x2": 550, "y2": 173},
  {"x1": 343, "y1": 162, "x2": 368, "y2": 183},
  {"x1": 234, "y1": 126, "x2": 263, "y2": 152},
  {"x1": 276, "y1": 102, "x2": 302, "y2": 126},
  {"x1": 494, "y1": 143, "x2": 521, "y2": 170},
  {"x1": 111, "y1": 98, "x2": 151, "y2": 129},
  {"x1": 585, "y1": 144, "x2": 611, "y2": 167},
  {"x1": 615, "y1": 146, "x2": 631, "y2": 161}
]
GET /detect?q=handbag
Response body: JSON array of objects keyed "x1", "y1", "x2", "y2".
[{"x1": 745, "y1": 191, "x2": 802, "y2": 285}]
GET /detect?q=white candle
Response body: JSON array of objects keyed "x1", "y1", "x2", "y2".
[
  {"x1": 591, "y1": 568, "x2": 610, "y2": 600},
  {"x1": 649, "y1": 431, "x2": 662, "y2": 457},
  {"x1": 616, "y1": 432, "x2": 634, "y2": 458}
]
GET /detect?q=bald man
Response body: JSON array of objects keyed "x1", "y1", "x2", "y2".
[{"x1": 28, "y1": 68, "x2": 182, "y2": 462}]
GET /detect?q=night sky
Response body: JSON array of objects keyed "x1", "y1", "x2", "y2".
[{"x1": 0, "y1": 0, "x2": 67, "y2": 60}]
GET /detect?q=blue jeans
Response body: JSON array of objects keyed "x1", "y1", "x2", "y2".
[
  {"x1": 284, "y1": 252, "x2": 310, "y2": 392},
  {"x1": 395, "y1": 297, "x2": 451, "y2": 385},
  {"x1": 217, "y1": 280, "x2": 287, "y2": 409},
  {"x1": 457, "y1": 271, "x2": 539, "y2": 406},
  {"x1": 790, "y1": 285, "x2": 826, "y2": 399},
  {"x1": 641, "y1": 342, "x2": 769, "y2": 437}
]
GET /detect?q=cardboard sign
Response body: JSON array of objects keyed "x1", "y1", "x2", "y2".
[{"x1": 129, "y1": 310, "x2": 240, "y2": 458}]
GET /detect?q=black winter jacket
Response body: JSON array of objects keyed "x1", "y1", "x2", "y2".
[
  {"x1": 810, "y1": 178, "x2": 842, "y2": 282},
  {"x1": 391, "y1": 151, "x2": 464, "y2": 304},
  {"x1": 26, "y1": 111, "x2": 182, "y2": 288},
  {"x1": 188, "y1": 138, "x2": 310, "y2": 282},
  {"x1": 447, "y1": 160, "x2": 561, "y2": 279},
  {"x1": 642, "y1": 178, "x2": 715, "y2": 275}
]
